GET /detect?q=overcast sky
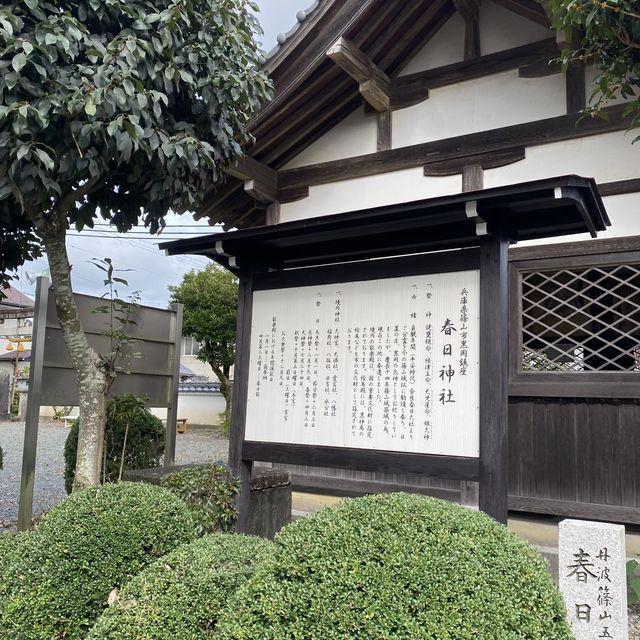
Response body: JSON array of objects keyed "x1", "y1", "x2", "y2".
[{"x1": 15, "y1": 1, "x2": 309, "y2": 308}]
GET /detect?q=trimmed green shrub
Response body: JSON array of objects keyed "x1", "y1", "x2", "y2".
[
  {"x1": 214, "y1": 493, "x2": 572, "y2": 640},
  {"x1": 0, "y1": 482, "x2": 195, "y2": 640},
  {"x1": 65, "y1": 394, "x2": 165, "y2": 493},
  {"x1": 161, "y1": 464, "x2": 239, "y2": 536},
  {"x1": 87, "y1": 533, "x2": 272, "y2": 640},
  {"x1": 0, "y1": 531, "x2": 29, "y2": 576}
]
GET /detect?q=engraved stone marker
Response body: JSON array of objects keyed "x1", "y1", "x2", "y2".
[{"x1": 559, "y1": 519, "x2": 628, "y2": 640}]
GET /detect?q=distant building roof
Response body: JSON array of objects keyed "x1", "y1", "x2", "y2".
[
  {"x1": 0, "y1": 348, "x2": 31, "y2": 362},
  {"x1": 0, "y1": 286, "x2": 34, "y2": 309},
  {"x1": 179, "y1": 381, "x2": 221, "y2": 394},
  {"x1": 180, "y1": 363, "x2": 195, "y2": 375}
]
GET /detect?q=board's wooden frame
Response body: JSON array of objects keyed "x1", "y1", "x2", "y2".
[{"x1": 230, "y1": 243, "x2": 509, "y2": 528}]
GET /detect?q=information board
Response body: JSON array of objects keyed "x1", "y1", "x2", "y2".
[{"x1": 245, "y1": 270, "x2": 480, "y2": 457}]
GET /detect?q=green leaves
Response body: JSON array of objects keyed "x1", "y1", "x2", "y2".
[
  {"x1": 0, "y1": 0, "x2": 273, "y2": 290},
  {"x1": 549, "y1": 0, "x2": 640, "y2": 131}
]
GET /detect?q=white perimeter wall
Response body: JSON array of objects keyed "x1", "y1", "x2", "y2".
[{"x1": 38, "y1": 392, "x2": 226, "y2": 427}]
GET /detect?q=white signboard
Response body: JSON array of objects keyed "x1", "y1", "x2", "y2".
[
  {"x1": 559, "y1": 519, "x2": 628, "y2": 640},
  {"x1": 245, "y1": 270, "x2": 480, "y2": 457}
]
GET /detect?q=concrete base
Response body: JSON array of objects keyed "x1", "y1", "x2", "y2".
[{"x1": 124, "y1": 464, "x2": 291, "y2": 540}]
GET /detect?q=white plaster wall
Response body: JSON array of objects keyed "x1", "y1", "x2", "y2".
[
  {"x1": 282, "y1": 108, "x2": 377, "y2": 170},
  {"x1": 150, "y1": 392, "x2": 226, "y2": 427},
  {"x1": 40, "y1": 393, "x2": 226, "y2": 426},
  {"x1": 399, "y1": 2, "x2": 552, "y2": 78},
  {"x1": 479, "y1": 1, "x2": 552, "y2": 55},
  {"x1": 393, "y1": 70, "x2": 566, "y2": 149},
  {"x1": 281, "y1": 130, "x2": 640, "y2": 227},
  {"x1": 279, "y1": 169, "x2": 460, "y2": 222},
  {"x1": 483, "y1": 130, "x2": 640, "y2": 187},
  {"x1": 400, "y1": 13, "x2": 465, "y2": 75}
]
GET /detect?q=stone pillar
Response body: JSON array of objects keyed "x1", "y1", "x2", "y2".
[{"x1": 559, "y1": 519, "x2": 628, "y2": 640}]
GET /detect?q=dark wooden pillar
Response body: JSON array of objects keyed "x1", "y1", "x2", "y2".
[
  {"x1": 478, "y1": 231, "x2": 509, "y2": 523},
  {"x1": 228, "y1": 270, "x2": 255, "y2": 533}
]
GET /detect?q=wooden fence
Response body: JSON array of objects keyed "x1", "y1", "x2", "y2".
[{"x1": 276, "y1": 236, "x2": 640, "y2": 525}]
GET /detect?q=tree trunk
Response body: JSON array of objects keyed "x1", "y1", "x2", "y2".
[
  {"x1": 32, "y1": 213, "x2": 107, "y2": 491},
  {"x1": 211, "y1": 365, "x2": 232, "y2": 422}
]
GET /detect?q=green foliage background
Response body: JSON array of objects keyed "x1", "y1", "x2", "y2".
[
  {"x1": 549, "y1": 0, "x2": 640, "y2": 129},
  {"x1": 0, "y1": 0, "x2": 271, "y2": 286}
]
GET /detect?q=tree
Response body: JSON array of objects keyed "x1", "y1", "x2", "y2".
[
  {"x1": 548, "y1": 0, "x2": 640, "y2": 131},
  {"x1": 169, "y1": 264, "x2": 237, "y2": 427},
  {"x1": 0, "y1": 0, "x2": 271, "y2": 490}
]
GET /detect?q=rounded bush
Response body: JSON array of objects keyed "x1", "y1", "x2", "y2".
[
  {"x1": 214, "y1": 493, "x2": 572, "y2": 640},
  {"x1": 0, "y1": 482, "x2": 195, "y2": 640},
  {"x1": 0, "y1": 531, "x2": 29, "y2": 576},
  {"x1": 64, "y1": 394, "x2": 165, "y2": 494},
  {"x1": 88, "y1": 533, "x2": 272, "y2": 640}
]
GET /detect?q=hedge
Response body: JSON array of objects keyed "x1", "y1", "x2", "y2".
[
  {"x1": 161, "y1": 464, "x2": 239, "y2": 536},
  {"x1": 64, "y1": 394, "x2": 165, "y2": 493},
  {"x1": 214, "y1": 493, "x2": 572, "y2": 640},
  {"x1": 0, "y1": 482, "x2": 195, "y2": 640},
  {"x1": 87, "y1": 533, "x2": 272, "y2": 640}
]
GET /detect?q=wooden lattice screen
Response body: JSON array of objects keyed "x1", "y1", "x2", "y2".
[{"x1": 520, "y1": 264, "x2": 640, "y2": 372}]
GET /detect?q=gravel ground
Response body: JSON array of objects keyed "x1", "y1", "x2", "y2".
[{"x1": 0, "y1": 420, "x2": 228, "y2": 531}]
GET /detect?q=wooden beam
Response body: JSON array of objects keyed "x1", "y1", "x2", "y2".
[
  {"x1": 265, "y1": 202, "x2": 280, "y2": 225},
  {"x1": 279, "y1": 104, "x2": 632, "y2": 190},
  {"x1": 423, "y1": 146, "x2": 526, "y2": 176},
  {"x1": 462, "y1": 164, "x2": 484, "y2": 191},
  {"x1": 518, "y1": 58, "x2": 561, "y2": 78},
  {"x1": 226, "y1": 156, "x2": 277, "y2": 186},
  {"x1": 566, "y1": 61, "x2": 586, "y2": 113},
  {"x1": 251, "y1": 0, "x2": 378, "y2": 129},
  {"x1": 278, "y1": 184, "x2": 310, "y2": 204},
  {"x1": 452, "y1": 0, "x2": 481, "y2": 60},
  {"x1": 244, "y1": 179, "x2": 277, "y2": 204},
  {"x1": 598, "y1": 178, "x2": 640, "y2": 197},
  {"x1": 377, "y1": 0, "x2": 454, "y2": 77},
  {"x1": 386, "y1": 38, "x2": 559, "y2": 111},
  {"x1": 327, "y1": 37, "x2": 391, "y2": 111},
  {"x1": 377, "y1": 109, "x2": 392, "y2": 152}
]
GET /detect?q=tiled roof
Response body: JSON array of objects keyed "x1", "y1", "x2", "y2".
[
  {"x1": 0, "y1": 286, "x2": 34, "y2": 308},
  {"x1": 178, "y1": 381, "x2": 221, "y2": 394},
  {"x1": 262, "y1": 0, "x2": 322, "y2": 65}
]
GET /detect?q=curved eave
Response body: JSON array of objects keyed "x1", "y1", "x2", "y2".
[{"x1": 165, "y1": 176, "x2": 609, "y2": 272}]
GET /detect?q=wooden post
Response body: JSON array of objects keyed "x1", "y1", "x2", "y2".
[
  {"x1": 460, "y1": 164, "x2": 483, "y2": 508},
  {"x1": 478, "y1": 232, "x2": 509, "y2": 523},
  {"x1": 165, "y1": 303, "x2": 183, "y2": 467},
  {"x1": 228, "y1": 271, "x2": 255, "y2": 533},
  {"x1": 0, "y1": 371, "x2": 9, "y2": 419},
  {"x1": 17, "y1": 277, "x2": 49, "y2": 532}
]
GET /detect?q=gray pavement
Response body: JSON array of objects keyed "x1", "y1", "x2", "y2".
[{"x1": 0, "y1": 420, "x2": 228, "y2": 531}]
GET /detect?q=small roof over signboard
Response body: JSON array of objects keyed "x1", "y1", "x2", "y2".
[{"x1": 163, "y1": 176, "x2": 608, "y2": 271}]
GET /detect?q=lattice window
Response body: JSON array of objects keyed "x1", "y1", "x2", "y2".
[{"x1": 520, "y1": 264, "x2": 640, "y2": 373}]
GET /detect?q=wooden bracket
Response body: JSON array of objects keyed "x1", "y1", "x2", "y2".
[
  {"x1": 452, "y1": 0, "x2": 481, "y2": 60},
  {"x1": 423, "y1": 146, "x2": 526, "y2": 177},
  {"x1": 327, "y1": 37, "x2": 392, "y2": 112},
  {"x1": 226, "y1": 155, "x2": 309, "y2": 209}
]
